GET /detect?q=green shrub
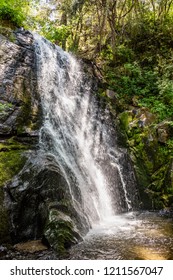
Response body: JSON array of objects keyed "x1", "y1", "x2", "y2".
[
  {"x1": 41, "y1": 23, "x2": 71, "y2": 45},
  {"x1": 0, "y1": 0, "x2": 29, "y2": 27}
]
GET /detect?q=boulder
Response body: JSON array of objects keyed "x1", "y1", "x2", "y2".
[
  {"x1": 156, "y1": 121, "x2": 173, "y2": 144},
  {"x1": 4, "y1": 152, "x2": 89, "y2": 253}
]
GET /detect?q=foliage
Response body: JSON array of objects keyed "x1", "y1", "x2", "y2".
[
  {"x1": 105, "y1": 57, "x2": 173, "y2": 121},
  {"x1": 0, "y1": 102, "x2": 13, "y2": 112},
  {"x1": 40, "y1": 23, "x2": 71, "y2": 45},
  {"x1": 0, "y1": 0, "x2": 30, "y2": 27}
]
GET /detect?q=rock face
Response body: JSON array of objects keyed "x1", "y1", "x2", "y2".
[
  {"x1": 0, "y1": 29, "x2": 40, "y2": 244},
  {"x1": 0, "y1": 29, "x2": 88, "y2": 253},
  {"x1": 118, "y1": 108, "x2": 173, "y2": 209},
  {"x1": 0, "y1": 29, "x2": 40, "y2": 136},
  {"x1": 5, "y1": 153, "x2": 86, "y2": 254}
]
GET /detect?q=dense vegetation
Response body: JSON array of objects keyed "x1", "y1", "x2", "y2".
[{"x1": 0, "y1": 0, "x2": 173, "y2": 209}]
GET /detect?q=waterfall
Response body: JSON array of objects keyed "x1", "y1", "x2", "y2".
[{"x1": 34, "y1": 34, "x2": 138, "y2": 228}]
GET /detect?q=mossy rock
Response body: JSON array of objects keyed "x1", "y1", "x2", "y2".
[
  {"x1": 118, "y1": 108, "x2": 173, "y2": 210},
  {"x1": 0, "y1": 138, "x2": 28, "y2": 243},
  {"x1": 44, "y1": 209, "x2": 82, "y2": 256},
  {"x1": 0, "y1": 25, "x2": 16, "y2": 41},
  {"x1": 0, "y1": 148, "x2": 27, "y2": 186},
  {"x1": 118, "y1": 111, "x2": 133, "y2": 132}
]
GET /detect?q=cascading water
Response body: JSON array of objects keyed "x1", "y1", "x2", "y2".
[{"x1": 34, "y1": 34, "x2": 138, "y2": 229}]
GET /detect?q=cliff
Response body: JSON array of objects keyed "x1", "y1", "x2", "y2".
[
  {"x1": 0, "y1": 28, "x2": 40, "y2": 244},
  {"x1": 0, "y1": 29, "x2": 86, "y2": 256}
]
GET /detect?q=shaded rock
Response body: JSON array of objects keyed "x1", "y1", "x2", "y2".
[
  {"x1": 0, "y1": 190, "x2": 11, "y2": 244},
  {"x1": 0, "y1": 28, "x2": 42, "y2": 245},
  {"x1": 45, "y1": 210, "x2": 82, "y2": 255},
  {"x1": 0, "y1": 245, "x2": 7, "y2": 257},
  {"x1": 118, "y1": 108, "x2": 173, "y2": 210},
  {"x1": 0, "y1": 29, "x2": 41, "y2": 137},
  {"x1": 4, "y1": 152, "x2": 89, "y2": 253}
]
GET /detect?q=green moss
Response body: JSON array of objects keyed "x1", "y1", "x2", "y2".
[
  {"x1": 0, "y1": 138, "x2": 28, "y2": 243},
  {"x1": 0, "y1": 102, "x2": 13, "y2": 112},
  {"x1": 44, "y1": 210, "x2": 79, "y2": 256},
  {"x1": 0, "y1": 138, "x2": 28, "y2": 187},
  {"x1": 15, "y1": 92, "x2": 34, "y2": 135},
  {"x1": 132, "y1": 133, "x2": 173, "y2": 209},
  {"x1": 0, "y1": 149, "x2": 27, "y2": 187},
  {"x1": 0, "y1": 25, "x2": 15, "y2": 40},
  {"x1": 0, "y1": 137, "x2": 29, "y2": 152},
  {"x1": 119, "y1": 111, "x2": 133, "y2": 132},
  {"x1": 117, "y1": 108, "x2": 173, "y2": 209}
]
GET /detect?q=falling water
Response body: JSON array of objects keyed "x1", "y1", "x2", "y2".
[{"x1": 34, "y1": 34, "x2": 138, "y2": 227}]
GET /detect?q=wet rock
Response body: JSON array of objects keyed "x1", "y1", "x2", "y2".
[
  {"x1": 45, "y1": 210, "x2": 83, "y2": 255},
  {"x1": 4, "y1": 152, "x2": 89, "y2": 254},
  {"x1": 0, "y1": 187, "x2": 11, "y2": 244},
  {"x1": 0, "y1": 28, "x2": 90, "y2": 254},
  {"x1": 0, "y1": 28, "x2": 42, "y2": 245}
]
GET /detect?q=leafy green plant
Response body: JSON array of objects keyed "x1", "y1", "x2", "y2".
[
  {"x1": 0, "y1": 0, "x2": 30, "y2": 27},
  {"x1": 41, "y1": 23, "x2": 71, "y2": 45},
  {"x1": 0, "y1": 102, "x2": 13, "y2": 112}
]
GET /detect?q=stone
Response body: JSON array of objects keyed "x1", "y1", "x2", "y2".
[
  {"x1": 157, "y1": 128, "x2": 168, "y2": 143},
  {"x1": 14, "y1": 240, "x2": 48, "y2": 253},
  {"x1": 0, "y1": 245, "x2": 7, "y2": 257},
  {"x1": 4, "y1": 152, "x2": 89, "y2": 253},
  {"x1": 44, "y1": 209, "x2": 82, "y2": 254},
  {"x1": 156, "y1": 121, "x2": 172, "y2": 144},
  {"x1": 106, "y1": 89, "x2": 116, "y2": 99},
  {"x1": 118, "y1": 106, "x2": 173, "y2": 209}
]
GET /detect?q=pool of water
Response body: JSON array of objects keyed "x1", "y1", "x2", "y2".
[{"x1": 68, "y1": 211, "x2": 173, "y2": 260}]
